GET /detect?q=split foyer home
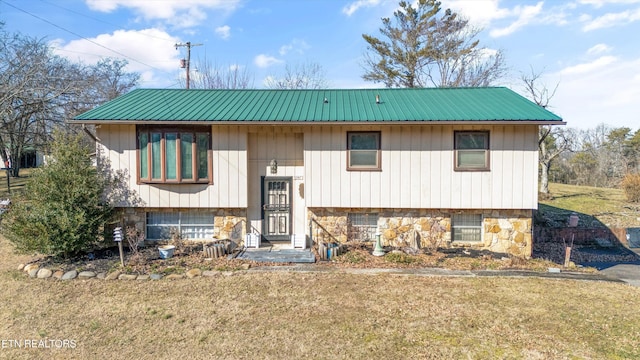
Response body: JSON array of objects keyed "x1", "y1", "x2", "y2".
[{"x1": 71, "y1": 87, "x2": 564, "y2": 258}]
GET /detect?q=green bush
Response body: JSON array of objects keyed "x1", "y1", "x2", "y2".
[
  {"x1": 621, "y1": 173, "x2": 640, "y2": 203},
  {"x1": 2, "y1": 132, "x2": 114, "y2": 258}
]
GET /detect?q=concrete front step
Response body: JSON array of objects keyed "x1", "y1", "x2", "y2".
[{"x1": 236, "y1": 249, "x2": 316, "y2": 263}]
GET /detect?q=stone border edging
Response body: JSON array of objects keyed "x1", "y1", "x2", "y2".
[
  {"x1": 16, "y1": 262, "x2": 623, "y2": 284},
  {"x1": 17, "y1": 263, "x2": 251, "y2": 281}
]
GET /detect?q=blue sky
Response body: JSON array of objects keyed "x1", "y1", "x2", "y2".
[{"x1": 1, "y1": 0, "x2": 639, "y2": 130}]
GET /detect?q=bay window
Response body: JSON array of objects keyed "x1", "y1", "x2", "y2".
[{"x1": 137, "y1": 126, "x2": 211, "y2": 183}]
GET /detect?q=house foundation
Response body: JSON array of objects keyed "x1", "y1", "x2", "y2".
[
  {"x1": 118, "y1": 207, "x2": 246, "y2": 243},
  {"x1": 308, "y1": 208, "x2": 533, "y2": 258}
]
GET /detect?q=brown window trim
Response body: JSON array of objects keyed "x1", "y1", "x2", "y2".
[
  {"x1": 136, "y1": 125, "x2": 213, "y2": 184},
  {"x1": 347, "y1": 131, "x2": 382, "y2": 171},
  {"x1": 454, "y1": 130, "x2": 490, "y2": 172}
]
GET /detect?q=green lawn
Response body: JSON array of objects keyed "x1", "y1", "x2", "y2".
[
  {"x1": 0, "y1": 168, "x2": 34, "y2": 198},
  {"x1": 540, "y1": 183, "x2": 640, "y2": 228}
]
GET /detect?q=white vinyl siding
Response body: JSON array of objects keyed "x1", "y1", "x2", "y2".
[
  {"x1": 96, "y1": 124, "x2": 247, "y2": 208},
  {"x1": 304, "y1": 124, "x2": 539, "y2": 210}
]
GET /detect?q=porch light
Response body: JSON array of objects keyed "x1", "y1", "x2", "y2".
[{"x1": 270, "y1": 159, "x2": 278, "y2": 174}]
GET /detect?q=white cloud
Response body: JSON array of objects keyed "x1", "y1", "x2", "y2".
[
  {"x1": 52, "y1": 28, "x2": 181, "y2": 85},
  {"x1": 254, "y1": 54, "x2": 283, "y2": 68},
  {"x1": 279, "y1": 39, "x2": 310, "y2": 56},
  {"x1": 342, "y1": 0, "x2": 382, "y2": 16},
  {"x1": 587, "y1": 43, "x2": 612, "y2": 55},
  {"x1": 215, "y1": 25, "x2": 231, "y2": 40},
  {"x1": 84, "y1": 0, "x2": 241, "y2": 28},
  {"x1": 559, "y1": 56, "x2": 618, "y2": 75},
  {"x1": 581, "y1": 7, "x2": 640, "y2": 31},
  {"x1": 549, "y1": 56, "x2": 640, "y2": 129},
  {"x1": 489, "y1": 2, "x2": 544, "y2": 37},
  {"x1": 444, "y1": 0, "x2": 512, "y2": 26},
  {"x1": 579, "y1": 0, "x2": 640, "y2": 8}
]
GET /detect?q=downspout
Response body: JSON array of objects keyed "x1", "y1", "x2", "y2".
[{"x1": 82, "y1": 124, "x2": 101, "y2": 143}]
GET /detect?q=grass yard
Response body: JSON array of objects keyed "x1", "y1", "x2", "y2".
[
  {"x1": 0, "y1": 168, "x2": 34, "y2": 198},
  {"x1": 1, "y1": 237, "x2": 640, "y2": 360},
  {"x1": 540, "y1": 183, "x2": 640, "y2": 228}
]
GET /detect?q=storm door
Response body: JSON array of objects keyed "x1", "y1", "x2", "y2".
[{"x1": 262, "y1": 177, "x2": 292, "y2": 241}]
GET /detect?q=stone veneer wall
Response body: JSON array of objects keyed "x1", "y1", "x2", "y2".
[
  {"x1": 119, "y1": 208, "x2": 246, "y2": 242},
  {"x1": 308, "y1": 208, "x2": 533, "y2": 258}
]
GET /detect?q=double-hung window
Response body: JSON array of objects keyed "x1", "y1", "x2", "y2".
[
  {"x1": 137, "y1": 126, "x2": 212, "y2": 184},
  {"x1": 347, "y1": 131, "x2": 381, "y2": 170},
  {"x1": 454, "y1": 131, "x2": 490, "y2": 171}
]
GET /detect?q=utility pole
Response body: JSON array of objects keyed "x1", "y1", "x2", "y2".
[{"x1": 175, "y1": 41, "x2": 202, "y2": 89}]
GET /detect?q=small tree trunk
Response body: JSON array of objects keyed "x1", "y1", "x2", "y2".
[{"x1": 540, "y1": 161, "x2": 550, "y2": 194}]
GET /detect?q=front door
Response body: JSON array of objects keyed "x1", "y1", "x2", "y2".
[{"x1": 262, "y1": 177, "x2": 292, "y2": 242}]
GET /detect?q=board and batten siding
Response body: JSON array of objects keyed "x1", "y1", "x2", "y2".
[
  {"x1": 246, "y1": 127, "x2": 305, "y2": 238},
  {"x1": 96, "y1": 124, "x2": 247, "y2": 208},
  {"x1": 304, "y1": 124, "x2": 539, "y2": 210}
]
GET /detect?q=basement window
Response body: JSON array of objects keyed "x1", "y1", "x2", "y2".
[
  {"x1": 146, "y1": 211, "x2": 214, "y2": 240},
  {"x1": 348, "y1": 213, "x2": 379, "y2": 242},
  {"x1": 452, "y1": 214, "x2": 483, "y2": 242}
]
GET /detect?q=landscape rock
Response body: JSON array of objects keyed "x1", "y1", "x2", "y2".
[
  {"x1": 118, "y1": 274, "x2": 137, "y2": 280},
  {"x1": 96, "y1": 272, "x2": 107, "y2": 279},
  {"x1": 241, "y1": 263, "x2": 251, "y2": 270},
  {"x1": 150, "y1": 274, "x2": 163, "y2": 280},
  {"x1": 202, "y1": 270, "x2": 218, "y2": 277},
  {"x1": 105, "y1": 271, "x2": 121, "y2": 280},
  {"x1": 36, "y1": 268, "x2": 53, "y2": 279},
  {"x1": 186, "y1": 268, "x2": 202, "y2": 278},
  {"x1": 222, "y1": 271, "x2": 234, "y2": 277},
  {"x1": 53, "y1": 270, "x2": 64, "y2": 280},
  {"x1": 23, "y1": 263, "x2": 39, "y2": 273},
  {"x1": 136, "y1": 275, "x2": 150, "y2": 281},
  {"x1": 17, "y1": 264, "x2": 25, "y2": 271},
  {"x1": 78, "y1": 271, "x2": 96, "y2": 279},
  {"x1": 61, "y1": 270, "x2": 78, "y2": 281},
  {"x1": 28, "y1": 268, "x2": 39, "y2": 278}
]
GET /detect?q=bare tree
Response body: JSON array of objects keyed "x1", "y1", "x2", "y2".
[
  {"x1": 521, "y1": 68, "x2": 572, "y2": 194},
  {"x1": 361, "y1": 0, "x2": 507, "y2": 88},
  {"x1": 0, "y1": 28, "x2": 140, "y2": 177},
  {"x1": 264, "y1": 62, "x2": 330, "y2": 89},
  {"x1": 178, "y1": 57, "x2": 253, "y2": 89},
  {"x1": 0, "y1": 31, "x2": 86, "y2": 177}
]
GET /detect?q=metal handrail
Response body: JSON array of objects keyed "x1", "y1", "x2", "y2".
[{"x1": 309, "y1": 217, "x2": 339, "y2": 246}]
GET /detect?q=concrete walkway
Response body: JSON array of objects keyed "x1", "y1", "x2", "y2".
[{"x1": 246, "y1": 264, "x2": 627, "y2": 285}]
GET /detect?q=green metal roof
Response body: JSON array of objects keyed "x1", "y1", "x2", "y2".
[{"x1": 72, "y1": 87, "x2": 563, "y2": 124}]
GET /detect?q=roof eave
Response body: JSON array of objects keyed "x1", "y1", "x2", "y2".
[{"x1": 68, "y1": 119, "x2": 566, "y2": 126}]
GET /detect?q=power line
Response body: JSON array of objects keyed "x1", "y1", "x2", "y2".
[
  {"x1": 37, "y1": 0, "x2": 179, "y2": 43},
  {"x1": 1, "y1": 0, "x2": 161, "y2": 72}
]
